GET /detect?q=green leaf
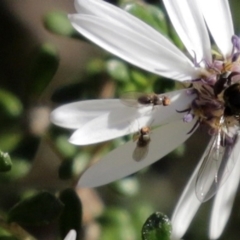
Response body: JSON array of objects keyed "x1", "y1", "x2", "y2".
[
  {"x1": 106, "y1": 59, "x2": 130, "y2": 82},
  {"x1": 44, "y1": 11, "x2": 86, "y2": 41},
  {"x1": 55, "y1": 135, "x2": 77, "y2": 158},
  {"x1": 59, "y1": 188, "x2": 82, "y2": 239},
  {"x1": 116, "y1": 82, "x2": 139, "y2": 95},
  {"x1": 0, "y1": 132, "x2": 22, "y2": 152},
  {"x1": 142, "y1": 212, "x2": 172, "y2": 240},
  {"x1": 111, "y1": 177, "x2": 139, "y2": 196},
  {"x1": 99, "y1": 208, "x2": 137, "y2": 240},
  {"x1": 29, "y1": 43, "x2": 59, "y2": 97},
  {"x1": 8, "y1": 191, "x2": 64, "y2": 226},
  {"x1": 130, "y1": 69, "x2": 149, "y2": 88},
  {"x1": 44, "y1": 11, "x2": 75, "y2": 37},
  {"x1": 132, "y1": 203, "x2": 155, "y2": 231},
  {"x1": 0, "y1": 158, "x2": 30, "y2": 183},
  {"x1": 123, "y1": 2, "x2": 167, "y2": 35},
  {"x1": 87, "y1": 58, "x2": 105, "y2": 75},
  {"x1": 153, "y1": 78, "x2": 176, "y2": 93},
  {"x1": 0, "y1": 89, "x2": 23, "y2": 118},
  {"x1": 0, "y1": 151, "x2": 12, "y2": 172}
]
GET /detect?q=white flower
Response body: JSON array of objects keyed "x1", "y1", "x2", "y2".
[
  {"x1": 63, "y1": 230, "x2": 77, "y2": 240},
  {"x1": 51, "y1": 0, "x2": 240, "y2": 239},
  {"x1": 51, "y1": 90, "x2": 197, "y2": 184}
]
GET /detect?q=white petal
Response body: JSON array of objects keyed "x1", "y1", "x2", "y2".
[
  {"x1": 69, "y1": 103, "x2": 149, "y2": 145},
  {"x1": 64, "y1": 230, "x2": 77, "y2": 240},
  {"x1": 209, "y1": 137, "x2": 240, "y2": 239},
  {"x1": 70, "y1": 107, "x2": 151, "y2": 145},
  {"x1": 69, "y1": 15, "x2": 201, "y2": 81},
  {"x1": 171, "y1": 152, "x2": 204, "y2": 239},
  {"x1": 50, "y1": 99, "x2": 122, "y2": 129},
  {"x1": 78, "y1": 118, "x2": 197, "y2": 187},
  {"x1": 198, "y1": 0, "x2": 234, "y2": 58},
  {"x1": 74, "y1": 0, "x2": 191, "y2": 59},
  {"x1": 69, "y1": 89, "x2": 196, "y2": 145},
  {"x1": 163, "y1": 0, "x2": 211, "y2": 63}
]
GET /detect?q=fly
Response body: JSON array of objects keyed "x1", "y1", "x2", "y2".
[
  {"x1": 132, "y1": 126, "x2": 151, "y2": 161},
  {"x1": 120, "y1": 92, "x2": 170, "y2": 108},
  {"x1": 195, "y1": 116, "x2": 239, "y2": 202}
]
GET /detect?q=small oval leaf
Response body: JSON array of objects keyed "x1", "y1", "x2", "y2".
[
  {"x1": 0, "y1": 89, "x2": 23, "y2": 118},
  {"x1": 123, "y1": 2, "x2": 167, "y2": 34},
  {"x1": 29, "y1": 43, "x2": 59, "y2": 97},
  {"x1": 44, "y1": 11, "x2": 76, "y2": 37},
  {"x1": 8, "y1": 191, "x2": 64, "y2": 226},
  {"x1": 142, "y1": 212, "x2": 172, "y2": 240},
  {"x1": 0, "y1": 151, "x2": 12, "y2": 172}
]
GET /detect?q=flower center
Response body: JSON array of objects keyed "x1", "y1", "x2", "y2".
[{"x1": 188, "y1": 36, "x2": 240, "y2": 136}]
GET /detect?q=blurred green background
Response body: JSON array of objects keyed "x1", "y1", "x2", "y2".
[{"x1": 0, "y1": 0, "x2": 240, "y2": 239}]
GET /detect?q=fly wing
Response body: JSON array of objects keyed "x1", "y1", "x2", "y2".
[
  {"x1": 195, "y1": 130, "x2": 238, "y2": 202},
  {"x1": 132, "y1": 133, "x2": 139, "y2": 142},
  {"x1": 120, "y1": 92, "x2": 149, "y2": 108},
  {"x1": 132, "y1": 144, "x2": 149, "y2": 162}
]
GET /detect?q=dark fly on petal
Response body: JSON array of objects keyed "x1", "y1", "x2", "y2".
[
  {"x1": 120, "y1": 92, "x2": 170, "y2": 108},
  {"x1": 132, "y1": 126, "x2": 151, "y2": 162}
]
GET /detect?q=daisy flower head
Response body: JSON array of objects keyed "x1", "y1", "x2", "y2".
[{"x1": 51, "y1": 0, "x2": 240, "y2": 239}]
